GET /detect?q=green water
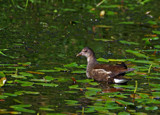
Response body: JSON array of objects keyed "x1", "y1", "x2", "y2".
[{"x1": 0, "y1": 0, "x2": 160, "y2": 114}]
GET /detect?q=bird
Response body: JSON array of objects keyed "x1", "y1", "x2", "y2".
[{"x1": 76, "y1": 47, "x2": 134, "y2": 84}]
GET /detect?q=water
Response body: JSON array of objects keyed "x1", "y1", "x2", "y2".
[{"x1": 0, "y1": 0, "x2": 160, "y2": 114}]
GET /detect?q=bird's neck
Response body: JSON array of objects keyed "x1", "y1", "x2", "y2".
[{"x1": 87, "y1": 55, "x2": 98, "y2": 70}]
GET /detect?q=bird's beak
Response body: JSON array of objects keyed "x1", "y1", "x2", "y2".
[{"x1": 76, "y1": 52, "x2": 82, "y2": 57}]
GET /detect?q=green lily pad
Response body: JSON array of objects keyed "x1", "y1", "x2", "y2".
[
  {"x1": 44, "y1": 76, "x2": 54, "y2": 80},
  {"x1": 39, "y1": 107, "x2": 54, "y2": 111},
  {"x1": 10, "y1": 104, "x2": 35, "y2": 113},
  {"x1": 64, "y1": 90, "x2": 78, "y2": 93},
  {"x1": 154, "y1": 45, "x2": 160, "y2": 48},
  {"x1": 118, "y1": 112, "x2": 130, "y2": 115},
  {"x1": 69, "y1": 84, "x2": 79, "y2": 89},
  {"x1": 0, "y1": 72, "x2": 5, "y2": 77},
  {"x1": 116, "y1": 100, "x2": 134, "y2": 105},
  {"x1": 126, "y1": 50, "x2": 148, "y2": 58},
  {"x1": 19, "y1": 72, "x2": 33, "y2": 77},
  {"x1": 120, "y1": 40, "x2": 139, "y2": 45},
  {"x1": 11, "y1": 74, "x2": 27, "y2": 79},
  {"x1": 145, "y1": 106, "x2": 158, "y2": 111},
  {"x1": 63, "y1": 62, "x2": 78, "y2": 68},
  {"x1": 119, "y1": 21, "x2": 134, "y2": 24},
  {"x1": 71, "y1": 70, "x2": 86, "y2": 73},
  {"x1": 37, "y1": 70, "x2": 59, "y2": 72},
  {"x1": 35, "y1": 83, "x2": 58, "y2": 87},
  {"x1": 65, "y1": 100, "x2": 79, "y2": 106},
  {"x1": 0, "y1": 95, "x2": 8, "y2": 99},
  {"x1": 152, "y1": 30, "x2": 160, "y2": 35},
  {"x1": 54, "y1": 67, "x2": 69, "y2": 71},
  {"x1": 76, "y1": 79, "x2": 94, "y2": 83},
  {"x1": 30, "y1": 79, "x2": 51, "y2": 82},
  {"x1": 4, "y1": 93, "x2": 17, "y2": 97},
  {"x1": 97, "y1": 58, "x2": 109, "y2": 62}
]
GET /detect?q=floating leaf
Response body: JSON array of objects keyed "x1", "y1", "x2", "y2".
[
  {"x1": 86, "y1": 87, "x2": 101, "y2": 92},
  {"x1": 55, "y1": 77, "x2": 70, "y2": 82},
  {"x1": 21, "y1": 82, "x2": 34, "y2": 87},
  {"x1": 10, "y1": 104, "x2": 35, "y2": 113},
  {"x1": 18, "y1": 62, "x2": 31, "y2": 66},
  {"x1": 30, "y1": 79, "x2": 51, "y2": 82},
  {"x1": 37, "y1": 70, "x2": 59, "y2": 72},
  {"x1": 145, "y1": 106, "x2": 158, "y2": 111},
  {"x1": 107, "y1": 11, "x2": 116, "y2": 15},
  {"x1": 4, "y1": 93, "x2": 17, "y2": 97},
  {"x1": 0, "y1": 72, "x2": 5, "y2": 77},
  {"x1": 119, "y1": 21, "x2": 134, "y2": 24},
  {"x1": 44, "y1": 76, "x2": 54, "y2": 80},
  {"x1": 152, "y1": 31, "x2": 160, "y2": 35},
  {"x1": 26, "y1": 71, "x2": 45, "y2": 75},
  {"x1": 76, "y1": 79, "x2": 94, "y2": 83},
  {"x1": 94, "y1": 39, "x2": 113, "y2": 42},
  {"x1": 19, "y1": 72, "x2": 33, "y2": 77},
  {"x1": 64, "y1": 91, "x2": 78, "y2": 94},
  {"x1": 95, "y1": 25, "x2": 112, "y2": 28},
  {"x1": 120, "y1": 40, "x2": 139, "y2": 45},
  {"x1": 104, "y1": 102, "x2": 122, "y2": 110},
  {"x1": 69, "y1": 84, "x2": 79, "y2": 89},
  {"x1": 22, "y1": 91, "x2": 39, "y2": 95},
  {"x1": 7, "y1": 67, "x2": 26, "y2": 69},
  {"x1": 154, "y1": 45, "x2": 160, "y2": 48},
  {"x1": 65, "y1": 100, "x2": 79, "y2": 106},
  {"x1": 89, "y1": 82, "x2": 99, "y2": 86},
  {"x1": 71, "y1": 70, "x2": 85, "y2": 73},
  {"x1": 63, "y1": 62, "x2": 78, "y2": 68},
  {"x1": 138, "y1": 93, "x2": 149, "y2": 98},
  {"x1": 147, "y1": 20, "x2": 157, "y2": 25},
  {"x1": 63, "y1": 8, "x2": 76, "y2": 12},
  {"x1": 100, "y1": 5, "x2": 120, "y2": 8},
  {"x1": 108, "y1": 59, "x2": 126, "y2": 62},
  {"x1": 0, "y1": 95, "x2": 8, "y2": 99},
  {"x1": 97, "y1": 58, "x2": 109, "y2": 62},
  {"x1": 116, "y1": 100, "x2": 134, "y2": 105},
  {"x1": 39, "y1": 107, "x2": 54, "y2": 111},
  {"x1": 14, "y1": 80, "x2": 34, "y2": 86},
  {"x1": 152, "y1": 92, "x2": 160, "y2": 98},
  {"x1": 35, "y1": 83, "x2": 58, "y2": 87},
  {"x1": 54, "y1": 67, "x2": 69, "y2": 71},
  {"x1": 126, "y1": 50, "x2": 148, "y2": 58},
  {"x1": 118, "y1": 112, "x2": 130, "y2": 115},
  {"x1": 11, "y1": 74, "x2": 27, "y2": 79}
]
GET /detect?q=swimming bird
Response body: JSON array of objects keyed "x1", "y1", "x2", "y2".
[{"x1": 76, "y1": 47, "x2": 134, "y2": 84}]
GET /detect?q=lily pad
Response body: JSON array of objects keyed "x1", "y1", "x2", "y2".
[
  {"x1": 10, "y1": 104, "x2": 36, "y2": 113},
  {"x1": 37, "y1": 70, "x2": 59, "y2": 72},
  {"x1": 65, "y1": 100, "x2": 79, "y2": 106},
  {"x1": 120, "y1": 40, "x2": 139, "y2": 45},
  {"x1": 126, "y1": 50, "x2": 148, "y2": 58},
  {"x1": 145, "y1": 106, "x2": 158, "y2": 111},
  {"x1": 64, "y1": 62, "x2": 78, "y2": 68},
  {"x1": 71, "y1": 70, "x2": 86, "y2": 73},
  {"x1": 35, "y1": 83, "x2": 58, "y2": 87}
]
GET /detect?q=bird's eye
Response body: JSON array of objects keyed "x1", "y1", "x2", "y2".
[{"x1": 84, "y1": 50, "x2": 87, "y2": 52}]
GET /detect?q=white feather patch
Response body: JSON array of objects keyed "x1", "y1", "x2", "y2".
[
  {"x1": 94, "y1": 69, "x2": 112, "y2": 74},
  {"x1": 3, "y1": 80, "x2": 6, "y2": 84},
  {"x1": 114, "y1": 79, "x2": 128, "y2": 84}
]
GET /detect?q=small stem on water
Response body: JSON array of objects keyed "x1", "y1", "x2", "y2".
[
  {"x1": 148, "y1": 64, "x2": 152, "y2": 74},
  {"x1": 134, "y1": 80, "x2": 138, "y2": 94},
  {"x1": 82, "y1": 107, "x2": 84, "y2": 115},
  {"x1": 25, "y1": 0, "x2": 29, "y2": 8}
]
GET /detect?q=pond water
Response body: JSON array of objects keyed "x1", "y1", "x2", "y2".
[{"x1": 0, "y1": 0, "x2": 160, "y2": 114}]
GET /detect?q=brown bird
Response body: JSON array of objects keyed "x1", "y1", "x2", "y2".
[{"x1": 76, "y1": 47, "x2": 134, "y2": 84}]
